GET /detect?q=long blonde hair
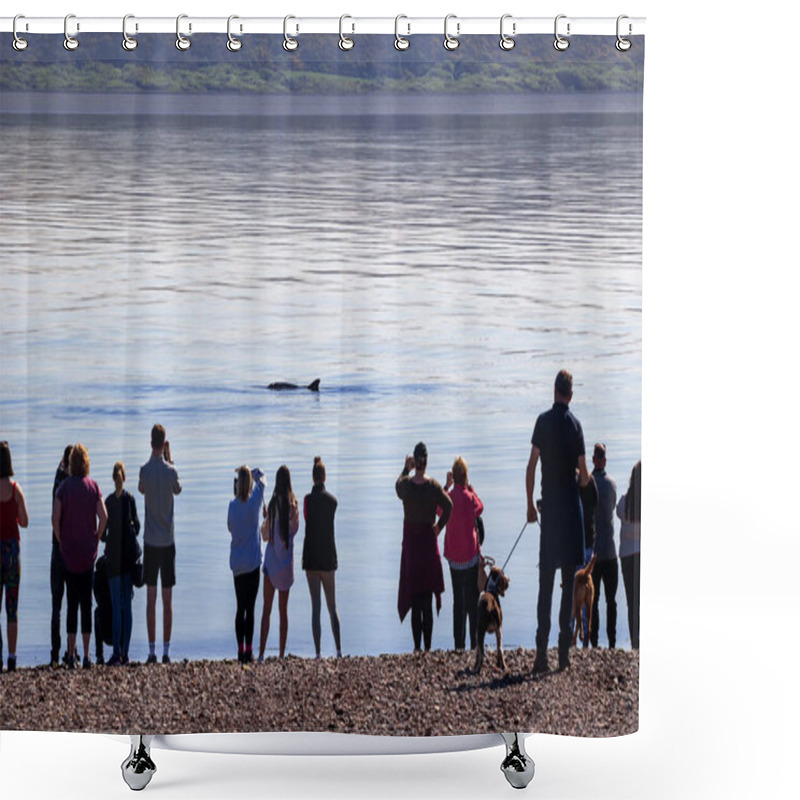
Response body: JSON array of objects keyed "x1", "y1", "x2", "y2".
[{"x1": 452, "y1": 456, "x2": 468, "y2": 486}]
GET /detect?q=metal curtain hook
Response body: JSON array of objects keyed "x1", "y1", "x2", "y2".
[
  {"x1": 122, "y1": 14, "x2": 138, "y2": 51},
  {"x1": 616, "y1": 14, "x2": 632, "y2": 51},
  {"x1": 553, "y1": 14, "x2": 570, "y2": 51},
  {"x1": 227, "y1": 15, "x2": 242, "y2": 51},
  {"x1": 394, "y1": 14, "x2": 410, "y2": 51},
  {"x1": 63, "y1": 13, "x2": 79, "y2": 51},
  {"x1": 283, "y1": 15, "x2": 298, "y2": 51},
  {"x1": 12, "y1": 14, "x2": 28, "y2": 51},
  {"x1": 443, "y1": 13, "x2": 460, "y2": 50},
  {"x1": 499, "y1": 13, "x2": 515, "y2": 50},
  {"x1": 339, "y1": 14, "x2": 354, "y2": 50},
  {"x1": 176, "y1": 13, "x2": 191, "y2": 50}
]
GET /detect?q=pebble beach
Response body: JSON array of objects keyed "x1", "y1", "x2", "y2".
[{"x1": 0, "y1": 648, "x2": 637, "y2": 737}]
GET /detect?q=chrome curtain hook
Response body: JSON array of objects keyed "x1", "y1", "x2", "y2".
[
  {"x1": 63, "y1": 13, "x2": 79, "y2": 51},
  {"x1": 443, "y1": 13, "x2": 460, "y2": 51},
  {"x1": 122, "y1": 14, "x2": 138, "y2": 51},
  {"x1": 283, "y1": 15, "x2": 298, "y2": 51},
  {"x1": 553, "y1": 14, "x2": 570, "y2": 51},
  {"x1": 227, "y1": 15, "x2": 242, "y2": 51},
  {"x1": 615, "y1": 14, "x2": 632, "y2": 51},
  {"x1": 12, "y1": 14, "x2": 28, "y2": 51},
  {"x1": 499, "y1": 13, "x2": 516, "y2": 51},
  {"x1": 394, "y1": 14, "x2": 410, "y2": 51},
  {"x1": 176, "y1": 13, "x2": 191, "y2": 51},
  {"x1": 339, "y1": 14, "x2": 354, "y2": 51}
]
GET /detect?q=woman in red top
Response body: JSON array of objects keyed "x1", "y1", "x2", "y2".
[
  {"x1": 443, "y1": 456, "x2": 483, "y2": 651},
  {"x1": 0, "y1": 441, "x2": 30, "y2": 673}
]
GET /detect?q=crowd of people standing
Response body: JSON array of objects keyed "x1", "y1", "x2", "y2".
[
  {"x1": 0, "y1": 429, "x2": 345, "y2": 671},
  {"x1": 0, "y1": 370, "x2": 641, "y2": 673}
]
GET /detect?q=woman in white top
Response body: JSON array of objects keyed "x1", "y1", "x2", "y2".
[
  {"x1": 258, "y1": 465, "x2": 299, "y2": 660},
  {"x1": 616, "y1": 460, "x2": 641, "y2": 650}
]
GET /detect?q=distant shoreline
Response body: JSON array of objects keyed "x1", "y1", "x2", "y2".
[
  {"x1": 0, "y1": 89, "x2": 644, "y2": 117},
  {"x1": 0, "y1": 648, "x2": 638, "y2": 737}
]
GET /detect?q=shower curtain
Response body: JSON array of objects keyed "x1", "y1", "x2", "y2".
[{"x1": 0, "y1": 24, "x2": 643, "y2": 739}]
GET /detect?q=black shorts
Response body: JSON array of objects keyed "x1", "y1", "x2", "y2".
[{"x1": 143, "y1": 543, "x2": 176, "y2": 588}]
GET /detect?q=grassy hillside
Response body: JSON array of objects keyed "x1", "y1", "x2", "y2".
[{"x1": 1, "y1": 34, "x2": 644, "y2": 94}]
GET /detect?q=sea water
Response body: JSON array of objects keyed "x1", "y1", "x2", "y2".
[{"x1": 0, "y1": 92, "x2": 641, "y2": 665}]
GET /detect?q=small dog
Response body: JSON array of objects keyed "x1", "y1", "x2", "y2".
[
  {"x1": 474, "y1": 565, "x2": 510, "y2": 673},
  {"x1": 571, "y1": 553, "x2": 597, "y2": 648}
]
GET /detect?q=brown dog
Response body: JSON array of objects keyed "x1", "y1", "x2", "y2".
[
  {"x1": 571, "y1": 553, "x2": 597, "y2": 647},
  {"x1": 473, "y1": 566, "x2": 510, "y2": 673}
]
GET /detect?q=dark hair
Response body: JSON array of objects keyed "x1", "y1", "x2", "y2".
[
  {"x1": 62, "y1": 444, "x2": 74, "y2": 470},
  {"x1": 624, "y1": 461, "x2": 641, "y2": 523},
  {"x1": 593, "y1": 443, "x2": 606, "y2": 461},
  {"x1": 312, "y1": 456, "x2": 326, "y2": 484},
  {"x1": 413, "y1": 441, "x2": 428, "y2": 470},
  {"x1": 268, "y1": 465, "x2": 295, "y2": 549},
  {"x1": 555, "y1": 369, "x2": 573, "y2": 398},
  {"x1": 236, "y1": 465, "x2": 252, "y2": 502},
  {"x1": 151, "y1": 424, "x2": 166, "y2": 450},
  {"x1": 113, "y1": 461, "x2": 126, "y2": 489},
  {"x1": 0, "y1": 441, "x2": 13, "y2": 478}
]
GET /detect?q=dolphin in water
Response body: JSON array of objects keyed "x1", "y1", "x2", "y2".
[{"x1": 267, "y1": 379, "x2": 321, "y2": 392}]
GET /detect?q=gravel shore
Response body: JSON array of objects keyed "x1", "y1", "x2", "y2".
[{"x1": 0, "y1": 648, "x2": 637, "y2": 737}]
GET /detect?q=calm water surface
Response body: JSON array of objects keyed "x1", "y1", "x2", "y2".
[{"x1": 0, "y1": 92, "x2": 641, "y2": 665}]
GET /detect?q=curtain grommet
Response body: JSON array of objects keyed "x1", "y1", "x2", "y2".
[
  {"x1": 122, "y1": 14, "x2": 138, "y2": 51},
  {"x1": 12, "y1": 14, "x2": 28, "y2": 51},
  {"x1": 394, "y1": 15, "x2": 410, "y2": 51},
  {"x1": 282, "y1": 15, "x2": 299, "y2": 51},
  {"x1": 338, "y1": 14, "x2": 354, "y2": 51},
  {"x1": 176, "y1": 13, "x2": 191, "y2": 51},
  {"x1": 443, "y1": 14, "x2": 460, "y2": 51},
  {"x1": 554, "y1": 14, "x2": 570, "y2": 51},
  {"x1": 63, "y1": 13, "x2": 79, "y2": 51},
  {"x1": 615, "y1": 15, "x2": 632, "y2": 51},
  {"x1": 499, "y1": 14, "x2": 516, "y2": 51},
  {"x1": 226, "y1": 15, "x2": 243, "y2": 52}
]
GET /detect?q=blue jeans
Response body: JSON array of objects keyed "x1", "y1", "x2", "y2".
[{"x1": 108, "y1": 572, "x2": 133, "y2": 659}]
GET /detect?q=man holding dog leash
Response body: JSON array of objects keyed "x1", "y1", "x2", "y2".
[{"x1": 526, "y1": 369, "x2": 591, "y2": 673}]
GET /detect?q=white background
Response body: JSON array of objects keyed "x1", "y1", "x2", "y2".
[{"x1": 1, "y1": 1, "x2": 797, "y2": 798}]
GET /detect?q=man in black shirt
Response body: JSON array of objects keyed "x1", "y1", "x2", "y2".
[{"x1": 526, "y1": 370, "x2": 591, "y2": 672}]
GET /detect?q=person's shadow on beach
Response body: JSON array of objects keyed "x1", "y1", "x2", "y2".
[{"x1": 453, "y1": 668, "x2": 539, "y2": 693}]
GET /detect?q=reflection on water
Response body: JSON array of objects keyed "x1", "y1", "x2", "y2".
[{"x1": 0, "y1": 93, "x2": 641, "y2": 664}]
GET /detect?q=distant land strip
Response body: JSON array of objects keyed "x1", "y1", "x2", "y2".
[
  {"x1": 1, "y1": 33, "x2": 644, "y2": 94},
  {"x1": 0, "y1": 62, "x2": 643, "y2": 94}
]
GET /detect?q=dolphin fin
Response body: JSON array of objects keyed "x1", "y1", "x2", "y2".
[{"x1": 307, "y1": 379, "x2": 321, "y2": 392}]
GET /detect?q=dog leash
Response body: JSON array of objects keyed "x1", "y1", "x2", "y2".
[{"x1": 500, "y1": 520, "x2": 532, "y2": 573}]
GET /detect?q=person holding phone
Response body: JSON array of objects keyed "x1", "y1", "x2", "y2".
[
  {"x1": 228, "y1": 465, "x2": 266, "y2": 663},
  {"x1": 138, "y1": 424, "x2": 182, "y2": 665},
  {"x1": 396, "y1": 442, "x2": 452, "y2": 652}
]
